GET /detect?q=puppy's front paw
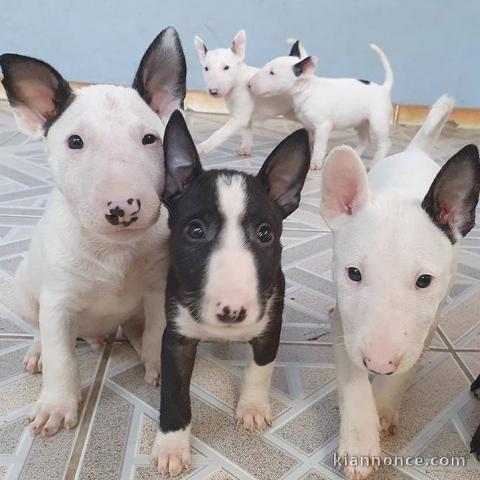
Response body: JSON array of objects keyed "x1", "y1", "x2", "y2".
[
  {"x1": 238, "y1": 146, "x2": 252, "y2": 156},
  {"x1": 28, "y1": 395, "x2": 79, "y2": 436},
  {"x1": 23, "y1": 348, "x2": 42, "y2": 374},
  {"x1": 310, "y1": 160, "x2": 324, "y2": 170},
  {"x1": 338, "y1": 428, "x2": 381, "y2": 480},
  {"x1": 152, "y1": 429, "x2": 191, "y2": 477},
  {"x1": 196, "y1": 142, "x2": 209, "y2": 156},
  {"x1": 236, "y1": 402, "x2": 272, "y2": 431},
  {"x1": 144, "y1": 361, "x2": 160, "y2": 387},
  {"x1": 377, "y1": 405, "x2": 399, "y2": 437}
]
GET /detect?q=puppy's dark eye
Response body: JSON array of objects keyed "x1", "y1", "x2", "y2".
[
  {"x1": 270, "y1": 70, "x2": 275, "y2": 75},
  {"x1": 347, "y1": 267, "x2": 362, "y2": 282},
  {"x1": 204, "y1": 66, "x2": 209, "y2": 71},
  {"x1": 142, "y1": 134, "x2": 157, "y2": 145},
  {"x1": 68, "y1": 135, "x2": 84, "y2": 149},
  {"x1": 257, "y1": 223, "x2": 273, "y2": 243},
  {"x1": 416, "y1": 274, "x2": 432, "y2": 289},
  {"x1": 224, "y1": 65, "x2": 230, "y2": 70},
  {"x1": 186, "y1": 221, "x2": 206, "y2": 240}
]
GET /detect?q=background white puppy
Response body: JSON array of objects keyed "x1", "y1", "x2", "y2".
[
  {"x1": 320, "y1": 95, "x2": 480, "y2": 479},
  {"x1": 194, "y1": 31, "x2": 304, "y2": 156},
  {"x1": 0, "y1": 26, "x2": 186, "y2": 437},
  {"x1": 248, "y1": 44, "x2": 394, "y2": 169}
]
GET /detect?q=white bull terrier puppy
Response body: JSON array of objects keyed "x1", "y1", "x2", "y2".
[
  {"x1": 0, "y1": 26, "x2": 186, "y2": 437},
  {"x1": 194, "y1": 30, "x2": 305, "y2": 156},
  {"x1": 320, "y1": 95, "x2": 480, "y2": 479},
  {"x1": 248, "y1": 44, "x2": 394, "y2": 169}
]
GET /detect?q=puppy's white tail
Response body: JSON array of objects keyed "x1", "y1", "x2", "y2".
[
  {"x1": 407, "y1": 95, "x2": 454, "y2": 154},
  {"x1": 370, "y1": 44, "x2": 393, "y2": 92},
  {"x1": 287, "y1": 38, "x2": 308, "y2": 58}
]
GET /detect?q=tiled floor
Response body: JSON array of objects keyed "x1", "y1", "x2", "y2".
[{"x1": 0, "y1": 99, "x2": 479, "y2": 480}]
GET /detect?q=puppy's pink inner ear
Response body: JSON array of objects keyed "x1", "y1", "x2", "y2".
[
  {"x1": 18, "y1": 80, "x2": 58, "y2": 119},
  {"x1": 329, "y1": 170, "x2": 362, "y2": 216},
  {"x1": 151, "y1": 89, "x2": 178, "y2": 120}
]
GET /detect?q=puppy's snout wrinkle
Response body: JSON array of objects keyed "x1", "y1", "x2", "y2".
[{"x1": 105, "y1": 198, "x2": 141, "y2": 227}]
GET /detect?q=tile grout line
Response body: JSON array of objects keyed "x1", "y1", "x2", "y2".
[
  {"x1": 436, "y1": 326, "x2": 475, "y2": 382},
  {"x1": 64, "y1": 334, "x2": 115, "y2": 480}
]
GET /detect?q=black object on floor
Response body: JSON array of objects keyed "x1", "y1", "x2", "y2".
[{"x1": 471, "y1": 375, "x2": 480, "y2": 460}]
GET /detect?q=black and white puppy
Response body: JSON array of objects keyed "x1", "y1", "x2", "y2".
[
  {"x1": 151, "y1": 110, "x2": 310, "y2": 476},
  {"x1": 471, "y1": 375, "x2": 480, "y2": 460}
]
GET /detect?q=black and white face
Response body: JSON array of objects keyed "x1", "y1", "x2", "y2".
[{"x1": 163, "y1": 111, "x2": 310, "y2": 330}]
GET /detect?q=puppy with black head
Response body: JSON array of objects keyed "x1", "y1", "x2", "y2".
[{"x1": 152, "y1": 110, "x2": 310, "y2": 475}]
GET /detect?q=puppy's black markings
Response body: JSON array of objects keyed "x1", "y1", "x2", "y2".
[
  {"x1": 158, "y1": 111, "x2": 310, "y2": 443},
  {"x1": 358, "y1": 79, "x2": 371, "y2": 85},
  {"x1": 289, "y1": 40, "x2": 301, "y2": 58}
]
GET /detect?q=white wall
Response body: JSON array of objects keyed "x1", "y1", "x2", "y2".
[{"x1": 1, "y1": 0, "x2": 478, "y2": 107}]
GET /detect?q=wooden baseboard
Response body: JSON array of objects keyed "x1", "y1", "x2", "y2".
[{"x1": 1, "y1": 83, "x2": 479, "y2": 128}]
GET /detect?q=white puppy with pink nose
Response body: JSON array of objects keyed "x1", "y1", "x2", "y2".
[
  {"x1": 194, "y1": 30, "x2": 304, "y2": 156},
  {"x1": 248, "y1": 44, "x2": 393, "y2": 169},
  {"x1": 320, "y1": 96, "x2": 480, "y2": 479},
  {"x1": 0, "y1": 26, "x2": 186, "y2": 437}
]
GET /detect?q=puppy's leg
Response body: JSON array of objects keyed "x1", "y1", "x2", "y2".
[
  {"x1": 141, "y1": 290, "x2": 166, "y2": 386},
  {"x1": 471, "y1": 424, "x2": 480, "y2": 460},
  {"x1": 14, "y1": 261, "x2": 43, "y2": 373},
  {"x1": 239, "y1": 122, "x2": 253, "y2": 156},
  {"x1": 372, "y1": 370, "x2": 413, "y2": 437},
  {"x1": 24, "y1": 333, "x2": 42, "y2": 374},
  {"x1": 310, "y1": 122, "x2": 332, "y2": 169},
  {"x1": 197, "y1": 117, "x2": 251, "y2": 155},
  {"x1": 29, "y1": 291, "x2": 81, "y2": 436},
  {"x1": 334, "y1": 319, "x2": 380, "y2": 480},
  {"x1": 355, "y1": 121, "x2": 370, "y2": 156},
  {"x1": 152, "y1": 326, "x2": 198, "y2": 476},
  {"x1": 471, "y1": 375, "x2": 480, "y2": 460},
  {"x1": 369, "y1": 113, "x2": 391, "y2": 167},
  {"x1": 236, "y1": 318, "x2": 281, "y2": 431},
  {"x1": 472, "y1": 374, "x2": 480, "y2": 398}
]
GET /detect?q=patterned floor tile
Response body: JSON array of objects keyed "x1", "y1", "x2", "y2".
[{"x1": 1, "y1": 99, "x2": 480, "y2": 479}]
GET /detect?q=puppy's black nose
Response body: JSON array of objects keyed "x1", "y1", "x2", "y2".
[
  {"x1": 216, "y1": 305, "x2": 247, "y2": 324},
  {"x1": 209, "y1": 88, "x2": 219, "y2": 96},
  {"x1": 247, "y1": 82, "x2": 252, "y2": 89}
]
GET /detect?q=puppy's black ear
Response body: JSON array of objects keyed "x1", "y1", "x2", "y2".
[
  {"x1": 289, "y1": 40, "x2": 301, "y2": 58},
  {"x1": 422, "y1": 144, "x2": 480, "y2": 243},
  {"x1": 163, "y1": 110, "x2": 203, "y2": 203},
  {"x1": 293, "y1": 56, "x2": 317, "y2": 77},
  {"x1": 257, "y1": 129, "x2": 310, "y2": 218},
  {"x1": 0, "y1": 54, "x2": 73, "y2": 138},
  {"x1": 133, "y1": 26, "x2": 187, "y2": 123}
]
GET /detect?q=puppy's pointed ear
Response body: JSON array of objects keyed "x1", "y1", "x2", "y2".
[
  {"x1": 163, "y1": 110, "x2": 203, "y2": 203},
  {"x1": 422, "y1": 144, "x2": 480, "y2": 243},
  {"x1": 289, "y1": 40, "x2": 301, "y2": 58},
  {"x1": 231, "y1": 30, "x2": 246, "y2": 61},
  {"x1": 293, "y1": 56, "x2": 317, "y2": 77},
  {"x1": 320, "y1": 146, "x2": 370, "y2": 230},
  {"x1": 133, "y1": 26, "x2": 187, "y2": 123},
  {"x1": 257, "y1": 129, "x2": 310, "y2": 218},
  {"x1": 0, "y1": 54, "x2": 73, "y2": 139},
  {"x1": 194, "y1": 36, "x2": 208, "y2": 61}
]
